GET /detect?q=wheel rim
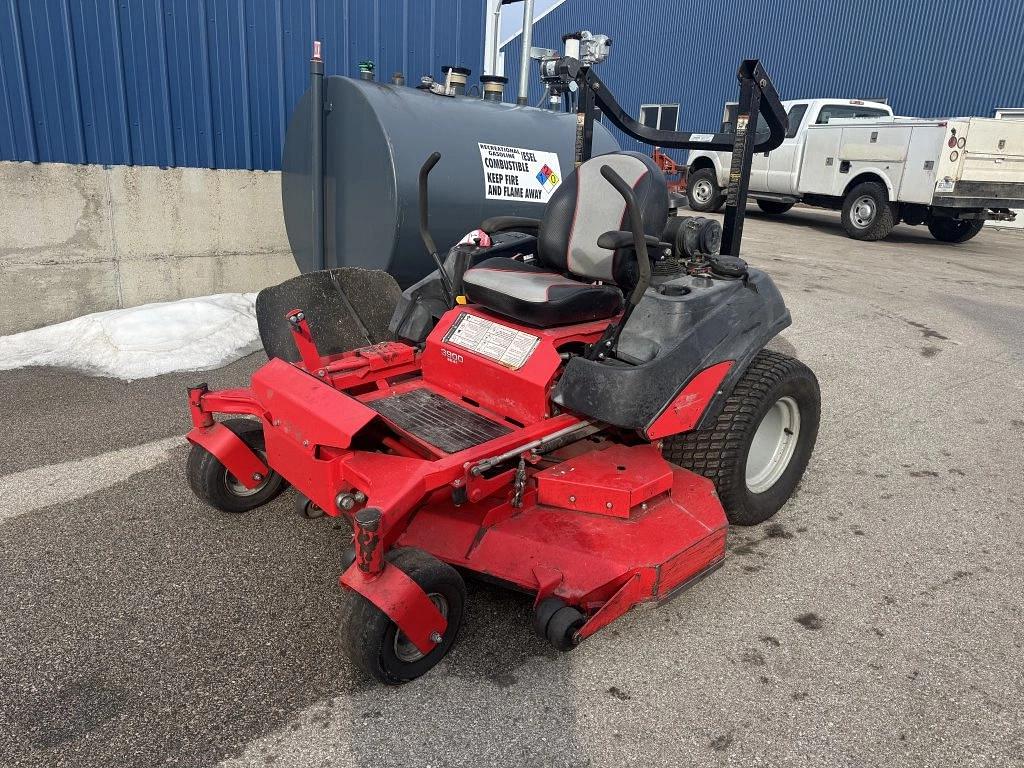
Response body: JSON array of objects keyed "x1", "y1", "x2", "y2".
[
  {"x1": 692, "y1": 179, "x2": 713, "y2": 204},
  {"x1": 224, "y1": 450, "x2": 270, "y2": 497},
  {"x1": 393, "y1": 594, "x2": 448, "y2": 663},
  {"x1": 745, "y1": 396, "x2": 801, "y2": 494},
  {"x1": 850, "y1": 195, "x2": 877, "y2": 228}
]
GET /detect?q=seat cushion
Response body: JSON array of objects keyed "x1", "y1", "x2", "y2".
[{"x1": 463, "y1": 257, "x2": 622, "y2": 328}]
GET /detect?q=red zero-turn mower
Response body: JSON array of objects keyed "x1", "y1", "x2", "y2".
[{"x1": 184, "y1": 57, "x2": 820, "y2": 684}]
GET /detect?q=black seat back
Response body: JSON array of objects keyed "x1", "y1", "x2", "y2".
[{"x1": 537, "y1": 151, "x2": 669, "y2": 286}]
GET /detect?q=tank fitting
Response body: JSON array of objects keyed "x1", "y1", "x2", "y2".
[
  {"x1": 480, "y1": 74, "x2": 508, "y2": 102},
  {"x1": 441, "y1": 65, "x2": 471, "y2": 96}
]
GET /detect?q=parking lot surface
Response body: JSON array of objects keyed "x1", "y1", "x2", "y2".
[{"x1": 1, "y1": 207, "x2": 1022, "y2": 767}]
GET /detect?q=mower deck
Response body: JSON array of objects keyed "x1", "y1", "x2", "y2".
[
  {"x1": 188, "y1": 312, "x2": 730, "y2": 649},
  {"x1": 397, "y1": 445, "x2": 726, "y2": 639}
]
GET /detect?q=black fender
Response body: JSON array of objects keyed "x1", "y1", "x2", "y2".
[{"x1": 552, "y1": 269, "x2": 790, "y2": 433}]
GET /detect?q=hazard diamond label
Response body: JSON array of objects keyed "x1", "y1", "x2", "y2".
[{"x1": 479, "y1": 143, "x2": 563, "y2": 202}]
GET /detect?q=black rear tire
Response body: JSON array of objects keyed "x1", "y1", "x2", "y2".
[
  {"x1": 662, "y1": 350, "x2": 820, "y2": 526},
  {"x1": 927, "y1": 216, "x2": 984, "y2": 243},
  {"x1": 686, "y1": 167, "x2": 725, "y2": 212},
  {"x1": 756, "y1": 200, "x2": 794, "y2": 215},
  {"x1": 342, "y1": 548, "x2": 466, "y2": 685},
  {"x1": 841, "y1": 181, "x2": 896, "y2": 241},
  {"x1": 186, "y1": 418, "x2": 285, "y2": 513}
]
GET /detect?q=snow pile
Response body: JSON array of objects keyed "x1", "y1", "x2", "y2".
[{"x1": 0, "y1": 293, "x2": 262, "y2": 380}]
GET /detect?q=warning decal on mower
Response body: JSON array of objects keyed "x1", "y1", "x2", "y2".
[
  {"x1": 479, "y1": 143, "x2": 562, "y2": 202},
  {"x1": 444, "y1": 313, "x2": 540, "y2": 370}
]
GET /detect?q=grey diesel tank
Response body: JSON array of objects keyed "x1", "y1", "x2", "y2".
[{"x1": 281, "y1": 76, "x2": 619, "y2": 286}]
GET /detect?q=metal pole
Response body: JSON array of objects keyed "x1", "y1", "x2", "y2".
[
  {"x1": 489, "y1": 0, "x2": 502, "y2": 75},
  {"x1": 574, "y1": 77, "x2": 595, "y2": 167},
  {"x1": 516, "y1": 0, "x2": 535, "y2": 105},
  {"x1": 720, "y1": 68, "x2": 761, "y2": 257},
  {"x1": 310, "y1": 41, "x2": 326, "y2": 271}
]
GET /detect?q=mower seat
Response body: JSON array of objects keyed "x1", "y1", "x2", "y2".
[
  {"x1": 464, "y1": 257, "x2": 623, "y2": 327},
  {"x1": 463, "y1": 151, "x2": 668, "y2": 328}
]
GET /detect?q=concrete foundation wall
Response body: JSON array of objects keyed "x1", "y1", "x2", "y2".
[{"x1": 0, "y1": 161, "x2": 298, "y2": 335}]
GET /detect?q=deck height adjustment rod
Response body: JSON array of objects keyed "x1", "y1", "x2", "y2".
[{"x1": 469, "y1": 420, "x2": 599, "y2": 476}]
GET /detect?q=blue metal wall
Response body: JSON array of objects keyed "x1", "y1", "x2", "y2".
[
  {"x1": 0, "y1": 0, "x2": 485, "y2": 170},
  {"x1": 502, "y1": 0, "x2": 1024, "y2": 162}
]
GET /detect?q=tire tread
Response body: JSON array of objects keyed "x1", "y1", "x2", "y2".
[
  {"x1": 663, "y1": 350, "x2": 818, "y2": 525},
  {"x1": 841, "y1": 181, "x2": 896, "y2": 241}
]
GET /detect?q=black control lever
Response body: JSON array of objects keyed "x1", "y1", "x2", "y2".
[
  {"x1": 584, "y1": 165, "x2": 652, "y2": 362},
  {"x1": 600, "y1": 165, "x2": 651, "y2": 308},
  {"x1": 418, "y1": 151, "x2": 455, "y2": 306}
]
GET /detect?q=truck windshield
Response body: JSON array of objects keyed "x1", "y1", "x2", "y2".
[{"x1": 816, "y1": 104, "x2": 890, "y2": 124}]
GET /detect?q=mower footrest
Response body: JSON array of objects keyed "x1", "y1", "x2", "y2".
[{"x1": 368, "y1": 389, "x2": 511, "y2": 454}]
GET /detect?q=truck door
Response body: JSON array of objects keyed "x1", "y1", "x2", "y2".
[
  {"x1": 749, "y1": 136, "x2": 770, "y2": 191},
  {"x1": 766, "y1": 104, "x2": 809, "y2": 194}
]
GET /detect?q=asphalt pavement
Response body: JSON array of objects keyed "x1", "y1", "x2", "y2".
[{"x1": 1, "y1": 208, "x2": 1022, "y2": 767}]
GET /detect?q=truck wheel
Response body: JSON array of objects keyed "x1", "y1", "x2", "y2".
[
  {"x1": 186, "y1": 418, "x2": 285, "y2": 513},
  {"x1": 662, "y1": 350, "x2": 820, "y2": 526},
  {"x1": 841, "y1": 181, "x2": 896, "y2": 240},
  {"x1": 756, "y1": 200, "x2": 793, "y2": 215},
  {"x1": 927, "y1": 216, "x2": 985, "y2": 243},
  {"x1": 342, "y1": 547, "x2": 466, "y2": 685},
  {"x1": 686, "y1": 168, "x2": 724, "y2": 212}
]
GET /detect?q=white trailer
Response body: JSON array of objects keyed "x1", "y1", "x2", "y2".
[{"x1": 686, "y1": 99, "x2": 1024, "y2": 242}]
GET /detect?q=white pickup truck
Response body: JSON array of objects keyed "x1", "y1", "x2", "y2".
[{"x1": 686, "y1": 98, "x2": 1024, "y2": 242}]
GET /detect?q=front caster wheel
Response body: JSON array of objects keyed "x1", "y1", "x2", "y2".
[
  {"x1": 533, "y1": 597, "x2": 585, "y2": 651},
  {"x1": 186, "y1": 418, "x2": 285, "y2": 513},
  {"x1": 663, "y1": 350, "x2": 821, "y2": 526},
  {"x1": 342, "y1": 548, "x2": 466, "y2": 685}
]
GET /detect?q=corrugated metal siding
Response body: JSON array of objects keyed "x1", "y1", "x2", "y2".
[
  {"x1": 0, "y1": 0, "x2": 485, "y2": 169},
  {"x1": 502, "y1": 0, "x2": 1024, "y2": 163}
]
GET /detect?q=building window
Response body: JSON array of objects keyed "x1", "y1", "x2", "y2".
[{"x1": 640, "y1": 104, "x2": 679, "y2": 131}]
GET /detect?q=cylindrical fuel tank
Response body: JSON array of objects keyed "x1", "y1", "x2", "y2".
[{"x1": 281, "y1": 76, "x2": 619, "y2": 286}]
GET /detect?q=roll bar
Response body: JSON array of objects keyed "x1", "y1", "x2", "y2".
[{"x1": 558, "y1": 58, "x2": 788, "y2": 257}]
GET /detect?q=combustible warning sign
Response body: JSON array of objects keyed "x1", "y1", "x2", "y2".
[{"x1": 479, "y1": 143, "x2": 562, "y2": 202}]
